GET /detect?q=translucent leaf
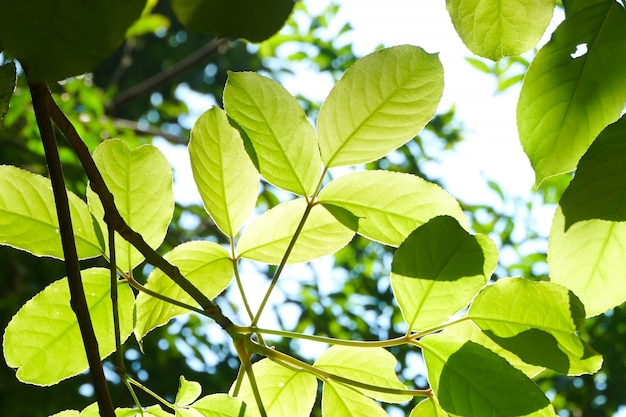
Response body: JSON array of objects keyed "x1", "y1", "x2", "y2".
[
  {"x1": 3, "y1": 268, "x2": 134, "y2": 386},
  {"x1": 446, "y1": 0, "x2": 555, "y2": 60},
  {"x1": 135, "y1": 241, "x2": 233, "y2": 341},
  {"x1": 409, "y1": 398, "x2": 447, "y2": 417},
  {"x1": 468, "y1": 278, "x2": 601, "y2": 375},
  {"x1": 318, "y1": 170, "x2": 467, "y2": 246},
  {"x1": 391, "y1": 216, "x2": 497, "y2": 331},
  {"x1": 314, "y1": 345, "x2": 411, "y2": 403},
  {"x1": 0, "y1": 0, "x2": 144, "y2": 81},
  {"x1": 49, "y1": 411, "x2": 79, "y2": 417},
  {"x1": 421, "y1": 334, "x2": 556, "y2": 417},
  {"x1": 223, "y1": 72, "x2": 321, "y2": 196},
  {"x1": 189, "y1": 394, "x2": 249, "y2": 417},
  {"x1": 517, "y1": 1, "x2": 626, "y2": 185},
  {"x1": 116, "y1": 406, "x2": 172, "y2": 417},
  {"x1": 550, "y1": 115, "x2": 626, "y2": 316},
  {"x1": 88, "y1": 139, "x2": 174, "y2": 272},
  {"x1": 0, "y1": 61, "x2": 16, "y2": 120},
  {"x1": 170, "y1": 0, "x2": 294, "y2": 42},
  {"x1": 321, "y1": 381, "x2": 389, "y2": 417},
  {"x1": 237, "y1": 199, "x2": 354, "y2": 264},
  {"x1": 176, "y1": 376, "x2": 202, "y2": 406},
  {"x1": 189, "y1": 107, "x2": 260, "y2": 237},
  {"x1": 0, "y1": 165, "x2": 103, "y2": 259},
  {"x1": 318, "y1": 45, "x2": 443, "y2": 168},
  {"x1": 233, "y1": 358, "x2": 317, "y2": 417}
]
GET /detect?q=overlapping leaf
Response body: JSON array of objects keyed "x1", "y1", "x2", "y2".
[
  {"x1": 517, "y1": 1, "x2": 626, "y2": 185},
  {"x1": 421, "y1": 334, "x2": 556, "y2": 417},
  {"x1": 549, "y1": 115, "x2": 626, "y2": 316},
  {"x1": 224, "y1": 71, "x2": 321, "y2": 196},
  {"x1": 186, "y1": 394, "x2": 249, "y2": 417},
  {"x1": 175, "y1": 376, "x2": 202, "y2": 406},
  {"x1": 88, "y1": 139, "x2": 174, "y2": 272},
  {"x1": 409, "y1": 398, "x2": 448, "y2": 417},
  {"x1": 3, "y1": 268, "x2": 134, "y2": 386},
  {"x1": 446, "y1": 0, "x2": 555, "y2": 60},
  {"x1": 135, "y1": 241, "x2": 233, "y2": 341},
  {"x1": 314, "y1": 345, "x2": 411, "y2": 403},
  {"x1": 0, "y1": 61, "x2": 16, "y2": 120},
  {"x1": 0, "y1": 165, "x2": 103, "y2": 259},
  {"x1": 317, "y1": 45, "x2": 443, "y2": 167},
  {"x1": 468, "y1": 278, "x2": 602, "y2": 375},
  {"x1": 318, "y1": 170, "x2": 467, "y2": 246},
  {"x1": 391, "y1": 216, "x2": 497, "y2": 331},
  {"x1": 233, "y1": 358, "x2": 316, "y2": 417},
  {"x1": 189, "y1": 107, "x2": 260, "y2": 237},
  {"x1": 237, "y1": 199, "x2": 354, "y2": 264},
  {"x1": 321, "y1": 381, "x2": 388, "y2": 417}
]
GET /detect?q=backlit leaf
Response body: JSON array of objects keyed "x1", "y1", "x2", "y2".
[
  {"x1": 314, "y1": 345, "x2": 411, "y2": 403},
  {"x1": 517, "y1": 1, "x2": 626, "y2": 185},
  {"x1": 175, "y1": 376, "x2": 202, "y2": 406},
  {"x1": 550, "y1": 115, "x2": 626, "y2": 316},
  {"x1": 0, "y1": 165, "x2": 102, "y2": 259},
  {"x1": 318, "y1": 170, "x2": 467, "y2": 246},
  {"x1": 88, "y1": 139, "x2": 174, "y2": 272},
  {"x1": 0, "y1": 61, "x2": 16, "y2": 120},
  {"x1": 189, "y1": 394, "x2": 249, "y2": 417},
  {"x1": 135, "y1": 241, "x2": 233, "y2": 341},
  {"x1": 237, "y1": 199, "x2": 354, "y2": 264},
  {"x1": 446, "y1": 0, "x2": 555, "y2": 60},
  {"x1": 224, "y1": 71, "x2": 321, "y2": 196},
  {"x1": 233, "y1": 358, "x2": 316, "y2": 417},
  {"x1": 317, "y1": 45, "x2": 443, "y2": 167},
  {"x1": 3, "y1": 268, "x2": 134, "y2": 386},
  {"x1": 421, "y1": 334, "x2": 556, "y2": 417},
  {"x1": 409, "y1": 398, "x2": 447, "y2": 417},
  {"x1": 321, "y1": 381, "x2": 389, "y2": 417},
  {"x1": 468, "y1": 278, "x2": 602, "y2": 375},
  {"x1": 189, "y1": 107, "x2": 260, "y2": 237},
  {"x1": 391, "y1": 216, "x2": 497, "y2": 331}
]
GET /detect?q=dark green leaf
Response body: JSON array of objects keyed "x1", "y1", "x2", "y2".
[{"x1": 0, "y1": 61, "x2": 16, "y2": 120}]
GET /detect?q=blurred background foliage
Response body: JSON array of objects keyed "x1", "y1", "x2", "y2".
[{"x1": 1, "y1": 1, "x2": 624, "y2": 416}]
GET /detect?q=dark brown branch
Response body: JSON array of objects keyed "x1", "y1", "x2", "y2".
[
  {"x1": 108, "y1": 38, "x2": 230, "y2": 112},
  {"x1": 29, "y1": 81, "x2": 115, "y2": 417}
]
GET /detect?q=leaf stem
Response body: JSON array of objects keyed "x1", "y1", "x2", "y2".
[
  {"x1": 231, "y1": 240, "x2": 255, "y2": 321},
  {"x1": 128, "y1": 377, "x2": 176, "y2": 410}
]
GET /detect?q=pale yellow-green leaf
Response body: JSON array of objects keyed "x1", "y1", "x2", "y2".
[
  {"x1": 321, "y1": 381, "x2": 389, "y2": 417},
  {"x1": 176, "y1": 376, "x2": 202, "y2": 406},
  {"x1": 409, "y1": 398, "x2": 448, "y2": 417},
  {"x1": 189, "y1": 394, "x2": 250, "y2": 417}
]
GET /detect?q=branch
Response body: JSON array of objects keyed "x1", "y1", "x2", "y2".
[
  {"x1": 109, "y1": 117, "x2": 187, "y2": 145},
  {"x1": 29, "y1": 81, "x2": 115, "y2": 417},
  {"x1": 107, "y1": 38, "x2": 230, "y2": 112}
]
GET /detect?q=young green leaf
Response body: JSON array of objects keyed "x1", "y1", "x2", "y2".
[
  {"x1": 0, "y1": 61, "x2": 16, "y2": 121},
  {"x1": 189, "y1": 107, "x2": 260, "y2": 237},
  {"x1": 3, "y1": 268, "x2": 134, "y2": 386},
  {"x1": 446, "y1": 0, "x2": 554, "y2": 60},
  {"x1": 233, "y1": 358, "x2": 317, "y2": 417},
  {"x1": 237, "y1": 199, "x2": 354, "y2": 264},
  {"x1": 550, "y1": 115, "x2": 626, "y2": 316},
  {"x1": 175, "y1": 376, "x2": 202, "y2": 406},
  {"x1": 409, "y1": 398, "x2": 448, "y2": 417},
  {"x1": 0, "y1": 165, "x2": 103, "y2": 259},
  {"x1": 317, "y1": 45, "x2": 443, "y2": 167},
  {"x1": 88, "y1": 139, "x2": 174, "y2": 272},
  {"x1": 188, "y1": 394, "x2": 249, "y2": 417},
  {"x1": 321, "y1": 381, "x2": 389, "y2": 417},
  {"x1": 223, "y1": 71, "x2": 322, "y2": 196},
  {"x1": 135, "y1": 241, "x2": 233, "y2": 341},
  {"x1": 517, "y1": 1, "x2": 626, "y2": 185},
  {"x1": 391, "y1": 216, "x2": 497, "y2": 331},
  {"x1": 314, "y1": 345, "x2": 411, "y2": 403},
  {"x1": 421, "y1": 334, "x2": 556, "y2": 417},
  {"x1": 80, "y1": 403, "x2": 173, "y2": 417},
  {"x1": 318, "y1": 170, "x2": 467, "y2": 246},
  {"x1": 468, "y1": 278, "x2": 602, "y2": 375}
]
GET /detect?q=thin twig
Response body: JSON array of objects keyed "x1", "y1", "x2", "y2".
[
  {"x1": 29, "y1": 81, "x2": 115, "y2": 417},
  {"x1": 109, "y1": 117, "x2": 187, "y2": 145}
]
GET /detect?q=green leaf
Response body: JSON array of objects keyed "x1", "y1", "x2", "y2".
[
  {"x1": 550, "y1": 115, "x2": 626, "y2": 316},
  {"x1": 49, "y1": 411, "x2": 79, "y2": 417},
  {"x1": 116, "y1": 406, "x2": 173, "y2": 417},
  {"x1": 0, "y1": 165, "x2": 103, "y2": 259},
  {"x1": 517, "y1": 1, "x2": 626, "y2": 185},
  {"x1": 0, "y1": 61, "x2": 16, "y2": 121},
  {"x1": 446, "y1": 0, "x2": 555, "y2": 60},
  {"x1": 314, "y1": 345, "x2": 411, "y2": 403},
  {"x1": 0, "y1": 0, "x2": 144, "y2": 81},
  {"x1": 3, "y1": 268, "x2": 134, "y2": 386},
  {"x1": 421, "y1": 334, "x2": 556, "y2": 417},
  {"x1": 135, "y1": 241, "x2": 233, "y2": 341},
  {"x1": 176, "y1": 376, "x2": 202, "y2": 406},
  {"x1": 88, "y1": 139, "x2": 174, "y2": 272},
  {"x1": 223, "y1": 72, "x2": 321, "y2": 196},
  {"x1": 391, "y1": 216, "x2": 497, "y2": 331},
  {"x1": 321, "y1": 381, "x2": 389, "y2": 417},
  {"x1": 233, "y1": 358, "x2": 317, "y2": 417},
  {"x1": 189, "y1": 107, "x2": 260, "y2": 237},
  {"x1": 237, "y1": 199, "x2": 354, "y2": 264},
  {"x1": 409, "y1": 398, "x2": 448, "y2": 417},
  {"x1": 170, "y1": 0, "x2": 294, "y2": 42},
  {"x1": 189, "y1": 394, "x2": 249, "y2": 417},
  {"x1": 318, "y1": 170, "x2": 467, "y2": 246},
  {"x1": 317, "y1": 45, "x2": 443, "y2": 168},
  {"x1": 468, "y1": 278, "x2": 602, "y2": 375}
]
